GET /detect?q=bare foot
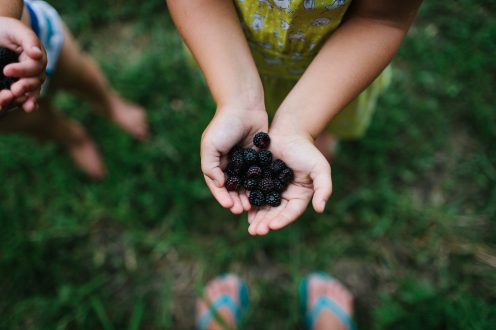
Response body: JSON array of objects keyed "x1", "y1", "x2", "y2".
[
  {"x1": 196, "y1": 274, "x2": 248, "y2": 330},
  {"x1": 107, "y1": 93, "x2": 149, "y2": 141},
  {"x1": 64, "y1": 120, "x2": 106, "y2": 180},
  {"x1": 306, "y1": 274, "x2": 354, "y2": 330},
  {"x1": 315, "y1": 133, "x2": 339, "y2": 163}
]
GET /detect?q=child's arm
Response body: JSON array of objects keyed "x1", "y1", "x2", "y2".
[
  {"x1": 248, "y1": 0, "x2": 423, "y2": 235},
  {"x1": 0, "y1": 0, "x2": 46, "y2": 113},
  {"x1": 167, "y1": 0, "x2": 267, "y2": 213},
  {"x1": 0, "y1": 0, "x2": 23, "y2": 18},
  {"x1": 272, "y1": 0, "x2": 422, "y2": 139}
]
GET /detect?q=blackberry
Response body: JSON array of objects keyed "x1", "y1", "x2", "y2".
[
  {"x1": 253, "y1": 132, "x2": 271, "y2": 149},
  {"x1": 226, "y1": 163, "x2": 242, "y2": 176},
  {"x1": 249, "y1": 190, "x2": 265, "y2": 206},
  {"x1": 243, "y1": 148, "x2": 258, "y2": 165},
  {"x1": 225, "y1": 176, "x2": 241, "y2": 191},
  {"x1": 278, "y1": 167, "x2": 294, "y2": 184},
  {"x1": 229, "y1": 149, "x2": 245, "y2": 169},
  {"x1": 246, "y1": 165, "x2": 262, "y2": 178},
  {"x1": 258, "y1": 150, "x2": 272, "y2": 166},
  {"x1": 243, "y1": 178, "x2": 258, "y2": 191},
  {"x1": 0, "y1": 47, "x2": 18, "y2": 90},
  {"x1": 261, "y1": 166, "x2": 273, "y2": 178},
  {"x1": 266, "y1": 191, "x2": 282, "y2": 207},
  {"x1": 271, "y1": 159, "x2": 287, "y2": 174},
  {"x1": 258, "y1": 177, "x2": 274, "y2": 192},
  {"x1": 273, "y1": 179, "x2": 286, "y2": 192}
]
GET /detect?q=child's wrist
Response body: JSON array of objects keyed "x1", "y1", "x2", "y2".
[
  {"x1": 270, "y1": 112, "x2": 314, "y2": 142},
  {"x1": 216, "y1": 91, "x2": 266, "y2": 114},
  {"x1": 214, "y1": 76, "x2": 265, "y2": 113}
]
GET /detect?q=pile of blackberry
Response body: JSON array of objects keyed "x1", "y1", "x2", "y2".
[
  {"x1": 0, "y1": 47, "x2": 18, "y2": 90},
  {"x1": 224, "y1": 132, "x2": 294, "y2": 207}
]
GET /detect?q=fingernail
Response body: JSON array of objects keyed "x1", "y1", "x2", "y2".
[{"x1": 32, "y1": 46, "x2": 42, "y2": 54}]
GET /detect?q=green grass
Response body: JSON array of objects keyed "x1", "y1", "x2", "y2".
[{"x1": 1, "y1": 1, "x2": 495, "y2": 329}]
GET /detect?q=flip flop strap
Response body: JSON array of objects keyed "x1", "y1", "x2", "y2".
[
  {"x1": 307, "y1": 296, "x2": 355, "y2": 330},
  {"x1": 196, "y1": 294, "x2": 241, "y2": 330}
]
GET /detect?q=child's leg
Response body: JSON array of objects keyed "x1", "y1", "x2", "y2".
[
  {"x1": 0, "y1": 100, "x2": 106, "y2": 179},
  {"x1": 50, "y1": 24, "x2": 149, "y2": 141}
]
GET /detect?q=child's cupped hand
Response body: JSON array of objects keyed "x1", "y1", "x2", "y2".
[
  {"x1": 0, "y1": 17, "x2": 46, "y2": 113},
  {"x1": 201, "y1": 105, "x2": 268, "y2": 214},
  {"x1": 247, "y1": 133, "x2": 332, "y2": 236}
]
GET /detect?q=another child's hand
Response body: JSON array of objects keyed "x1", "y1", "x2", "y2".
[
  {"x1": 247, "y1": 133, "x2": 332, "y2": 236},
  {"x1": 0, "y1": 17, "x2": 46, "y2": 113},
  {"x1": 201, "y1": 105, "x2": 268, "y2": 214}
]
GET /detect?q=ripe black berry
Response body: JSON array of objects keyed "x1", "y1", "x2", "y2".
[
  {"x1": 246, "y1": 165, "x2": 262, "y2": 178},
  {"x1": 229, "y1": 149, "x2": 244, "y2": 169},
  {"x1": 226, "y1": 164, "x2": 242, "y2": 176},
  {"x1": 271, "y1": 159, "x2": 287, "y2": 174},
  {"x1": 225, "y1": 176, "x2": 241, "y2": 191},
  {"x1": 253, "y1": 132, "x2": 271, "y2": 149},
  {"x1": 243, "y1": 148, "x2": 258, "y2": 165},
  {"x1": 258, "y1": 177, "x2": 274, "y2": 192},
  {"x1": 0, "y1": 47, "x2": 18, "y2": 90},
  {"x1": 258, "y1": 150, "x2": 272, "y2": 166},
  {"x1": 243, "y1": 178, "x2": 258, "y2": 191},
  {"x1": 273, "y1": 179, "x2": 286, "y2": 192},
  {"x1": 262, "y1": 166, "x2": 273, "y2": 178},
  {"x1": 266, "y1": 191, "x2": 282, "y2": 207},
  {"x1": 249, "y1": 190, "x2": 265, "y2": 206},
  {"x1": 278, "y1": 168, "x2": 294, "y2": 184}
]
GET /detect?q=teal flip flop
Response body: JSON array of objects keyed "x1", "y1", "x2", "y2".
[
  {"x1": 196, "y1": 274, "x2": 250, "y2": 330},
  {"x1": 299, "y1": 272, "x2": 356, "y2": 330}
]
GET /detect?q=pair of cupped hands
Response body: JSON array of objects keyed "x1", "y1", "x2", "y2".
[
  {"x1": 0, "y1": 17, "x2": 47, "y2": 113},
  {"x1": 201, "y1": 102, "x2": 333, "y2": 236}
]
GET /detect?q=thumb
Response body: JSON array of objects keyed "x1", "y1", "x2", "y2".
[
  {"x1": 17, "y1": 29, "x2": 44, "y2": 61},
  {"x1": 24, "y1": 43, "x2": 44, "y2": 60},
  {"x1": 310, "y1": 160, "x2": 332, "y2": 213},
  {"x1": 2, "y1": 19, "x2": 43, "y2": 59},
  {"x1": 200, "y1": 141, "x2": 226, "y2": 188}
]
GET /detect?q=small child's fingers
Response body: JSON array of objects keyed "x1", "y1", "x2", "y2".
[
  {"x1": 3, "y1": 58, "x2": 45, "y2": 78},
  {"x1": 239, "y1": 193, "x2": 251, "y2": 212},
  {"x1": 268, "y1": 198, "x2": 307, "y2": 231},
  {"x1": 310, "y1": 161, "x2": 332, "y2": 213},
  {"x1": 228, "y1": 192, "x2": 244, "y2": 215},
  {"x1": 13, "y1": 94, "x2": 28, "y2": 105},
  {"x1": 3, "y1": 19, "x2": 43, "y2": 57},
  {"x1": 0, "y1": 89, "x2": 15, "y2": 108},
  {"x1": 19, "y1": 32, "x2": 45, "y2": 63},
  {"x1": 200, "y1": 142, "x2": 227, "y2": 188},
  {"x1": 252, "y1": 210, "x2": 275, "y2": 236},
  {"x1": 204, "y1": 174, "x2": 234, "y2": 209},
  {"x1": 10, "y1": 77, "x2": 43, "y2": 98},
  {"x1": 21, "y1": 94, "x2": 39, "y2": 113},
  {"x1": 25, "y1": 45, "x2": 45, "y2": 61},
  {"x1": 12, "y1": 91, "x2": 38, "y2": 113}
]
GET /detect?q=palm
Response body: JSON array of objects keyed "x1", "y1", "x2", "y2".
[
  {"x1": 201, "y1": 107, "x2": 268, "y2": 214},
  {"x1": 247, "y1": 135, "x2": 332, "y2": 235}
]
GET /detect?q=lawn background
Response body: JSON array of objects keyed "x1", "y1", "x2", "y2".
[{"x1": 0, "y1": 0, "x2": 495, "y2": 329}]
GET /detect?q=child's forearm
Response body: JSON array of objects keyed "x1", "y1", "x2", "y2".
[
  {"x1": 0, "y1": 0, "x2": 23, "y2": 18},
  {"x1": 271, "y1": 0, "x2": 422, "y2": 139},
  {"x1": 166, "y1": 0, "x2": 264, "y2": 112}
]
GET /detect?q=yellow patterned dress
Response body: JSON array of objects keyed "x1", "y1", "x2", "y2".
[{"x1": 234, "y1": 0, "x2": 392, "y2": 139}]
